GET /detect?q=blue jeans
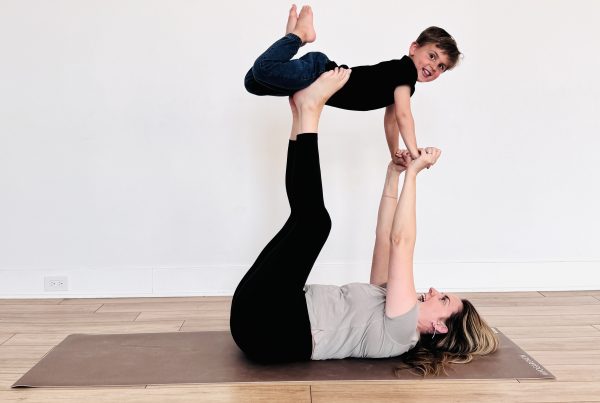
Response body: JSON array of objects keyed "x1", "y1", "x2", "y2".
[{"x1": 244, "y1": 33, "x2": 332, "y2": 96}]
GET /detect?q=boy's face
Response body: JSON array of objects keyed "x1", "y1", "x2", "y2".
[{"x1": 409, "y1": 42, "x2": 450, "y2": 82}]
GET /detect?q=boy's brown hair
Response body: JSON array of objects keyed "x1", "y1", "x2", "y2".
[{"x1": 416, "y1": 27, "x2": 461, "y2": 69}]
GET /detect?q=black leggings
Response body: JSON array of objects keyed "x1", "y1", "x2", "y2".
[{"x1": 229, "y1": 134, "x2": 331, "y2": 363}]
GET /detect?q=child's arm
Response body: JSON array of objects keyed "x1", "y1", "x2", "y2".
[
  {"x1": 384, "y1": 105, "x2": 401, "y2": 163},
  {"x1": 393, "y1": 86, "x2": 420, "y2": 160}
]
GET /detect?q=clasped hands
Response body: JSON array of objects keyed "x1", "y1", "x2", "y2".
[{"x1": 390, "y1": 147, "x2": 442, "y2": 173}]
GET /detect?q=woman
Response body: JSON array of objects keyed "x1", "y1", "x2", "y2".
[{"x1": 230, "y1": 68, "x2": 498, "y2": 376}]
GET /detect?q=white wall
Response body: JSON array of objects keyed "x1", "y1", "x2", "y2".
[{"x1": 1, "y1": 0, "x2": 599, "y2": 297}]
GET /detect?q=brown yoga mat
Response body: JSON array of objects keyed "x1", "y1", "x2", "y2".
[{"x1": 12, "y1": 328, "x2": 554, "y2": 388}]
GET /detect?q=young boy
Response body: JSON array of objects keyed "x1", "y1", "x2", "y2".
[{"x1": 244, "y1": 5, "x2": 461, "y2": 161}]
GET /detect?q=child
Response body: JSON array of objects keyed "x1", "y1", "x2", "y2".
[{"x1": 244, "y1": 5, "x2": 461, "y2": 161}]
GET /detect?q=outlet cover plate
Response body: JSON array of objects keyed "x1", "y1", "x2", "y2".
[{"x1": 44, "y1": 276, "x2": 69, "y2": 292}]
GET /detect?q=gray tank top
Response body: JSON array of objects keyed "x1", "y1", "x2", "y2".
[{"x1": 304, "y1": 283, "x2": 419, "y2": 360}]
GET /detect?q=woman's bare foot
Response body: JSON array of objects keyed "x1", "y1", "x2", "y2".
[
  {"x1": 291, "y1": 5, "x2": 316, "y2": 44},
  {"x1": 293, "y1": 68, "x2": 351, "y2": 111},
  {"x1": 285, "y1": 4, "x2": 298, "y2": 35},
  {"x1": 292, "y1": 68, "x2": 351, "y2": 132},
  {"x1": 288, "y1": 96, "x2": 299, "y2": 140}
]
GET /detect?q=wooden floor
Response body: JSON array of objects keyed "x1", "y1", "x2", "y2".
[{"x1": 1, "y1": 291, "x2": 600, "y2": 402}]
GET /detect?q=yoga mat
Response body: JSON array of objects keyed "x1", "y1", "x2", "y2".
[{"x1": 12, "y1": 328, "x2": 554, "y2": 388}]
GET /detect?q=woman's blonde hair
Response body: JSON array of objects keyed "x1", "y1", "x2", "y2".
[{"x1": 396, "y1": 299, "x2": 498, "y2": 376}]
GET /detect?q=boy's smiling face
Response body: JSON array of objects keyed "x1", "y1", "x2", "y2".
[{"x1": 409, "y1": 42, "x2": 451, "y2": 82}]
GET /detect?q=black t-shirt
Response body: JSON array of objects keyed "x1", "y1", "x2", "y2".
[{"x1": 326, "y1": 56, "x2": 417, "y2": 111}]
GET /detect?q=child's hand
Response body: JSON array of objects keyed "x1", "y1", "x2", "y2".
[
  {"x1": 408, "y1": 147, "x2": 442, "y2": 174},
  {"x1": 390, "y1": 150, "x2": 411, "y2": 172},
  {"x1": 392, "y1": 149, "x2": 411, "y2": 167}
]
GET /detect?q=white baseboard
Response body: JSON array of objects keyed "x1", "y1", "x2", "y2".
[{"x1": 1, "y1": 261, "x2": 599, "y2": 298}]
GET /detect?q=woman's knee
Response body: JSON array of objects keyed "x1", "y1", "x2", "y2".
[
  {"x1": 297, "y1": 208, "x2": 331, "y2": 235},
  {"x1": 317, "y1": 209, "x2": 332, "y2": 233}
]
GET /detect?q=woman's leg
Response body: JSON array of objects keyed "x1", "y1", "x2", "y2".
[
  {"x1": 230, "y1": 99, "x2": 300, "y2": 299},
  {"x1": 230, "y1": 69, "x2": 351, "y2": 363},
  {"x1": 230, "y1": 140, "x2": 297, "y2": 301}
]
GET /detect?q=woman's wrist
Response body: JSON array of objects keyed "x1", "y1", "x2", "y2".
[
  {"x1": 386, "y1": 166, "x2": 402, "y2": 177},
  {"x1": 404, "y1": 168, "x2": 418, "y2": 179}
]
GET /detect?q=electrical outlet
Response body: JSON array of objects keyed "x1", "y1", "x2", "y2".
[{"x1": 44, "y1": 276, "x2": 68, "y2": 291}]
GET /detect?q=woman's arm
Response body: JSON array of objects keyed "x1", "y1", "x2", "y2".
[
  {"x1": 385, "y1": 148, "x2": 441, "y2": 318},
  {"x1": 370, "y1": 162, "x2": 403, "y2": 286}
]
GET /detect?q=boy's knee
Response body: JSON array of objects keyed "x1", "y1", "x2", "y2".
[
  {"x1": 251, "y1": 60, "x2": 268, "y2": 82},
  {"x1": 244, "y1": 68, "x2": 260, "y2": 95},
  {"x1": 300, "y1": 51, "x2": 330, "y2": 73}
]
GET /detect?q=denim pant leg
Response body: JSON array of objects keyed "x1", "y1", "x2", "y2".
[{"x1": 245, "y1": 33, "x2": 330, "y2": 95}]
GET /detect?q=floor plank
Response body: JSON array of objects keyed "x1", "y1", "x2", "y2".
[
  {"x1": 0, "y1": 304, "x2": 102, "y2": 314},
  {"x1": 510, "y1": 337, "x2": 600, "y2": 351},
  {"x1": 311, "y1": 382, "x2": 600, "y2": 402},
  {"x1": 522, "y1": 364, "x2": 600, "y2": 382},
  {"x1": 0, "y1": 374, "x2": 22, "y2": 389},
  {"x1": 486, "y1": 315, "x2": 600, "y2": 327},
  {"x1": 469, "y1": 296, "x2": 600, "y2": 307},
  {"x1": 539, "y1": 291, "x2": 600, "y2": 297},
  {"x1": 135, "y1": 311, "x2": 228, "y2": 321},
  {"x1": 2, "y1": 334, "x2": 70, "y2": 346},
  {"x1": 96, "y1": 302, "x2": 208, "y2": 313},
  {"x1": 0, "y1": 321, "x2": 184, "y2": 334},
  {"x1": 0, "y1": 334, "x2": 15, "y2": 345},
  {"x1": 61, "y1": 296, "x2": 232, "y2": 305},
  {"x1": 0, "y1": 385, "x2": 311, "y2": 403},
  {"x1": 497, "y1": 325, "x2": 600, "y2": 338},
  {"x1": 477, "y1": 305, "x2": 600, "y2": 316},
  {"x1": 524, "y1": 350, "x2": 600, "y2": 365},
  {"x1": 0, "y1": 299, "x2": 64, "y2": 305},
  {"x1": 456, "y1": 292, "x2": 544, "y2": 299},
  {"x1": 0, "y1": 346, "x2": 54, "y2": 372},
  {"x1": 179, "y1": 319, "x2": 230, "y2": 332},
  {"x1": 0, "y1": 312, "x2": 140, "y2": 324}
]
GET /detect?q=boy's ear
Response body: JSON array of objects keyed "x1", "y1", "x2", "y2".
[{"x1": 409, "y1": 41, "x2": 419, "y2": 56}]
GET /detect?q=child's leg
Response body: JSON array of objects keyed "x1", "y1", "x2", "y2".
[
  {"x1": 244, "y1": 6, "x2": 328, "y2": 96},
  {"x1": 245, "y1": 34, "x2": 330, "y2": 95}
]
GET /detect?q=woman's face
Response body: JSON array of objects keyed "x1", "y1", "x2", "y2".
[{"x1": 418, "y1": 287, "x2": 463, "y2": 333}]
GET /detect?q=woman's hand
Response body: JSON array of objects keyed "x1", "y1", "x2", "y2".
[{"x1": 407, "y1": 147, "x2": 442, "y2": 174}]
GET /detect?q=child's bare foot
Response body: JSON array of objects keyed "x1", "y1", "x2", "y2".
[
  {"x1": 293, "y1": 67, "x2": 351, "y2": 111},
  {"x1": 291, "y1": 5, "x2": 316, "y2": 44},
  {"x1": 285, "y1": 5, "x2": 298, "y2": 35}
]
